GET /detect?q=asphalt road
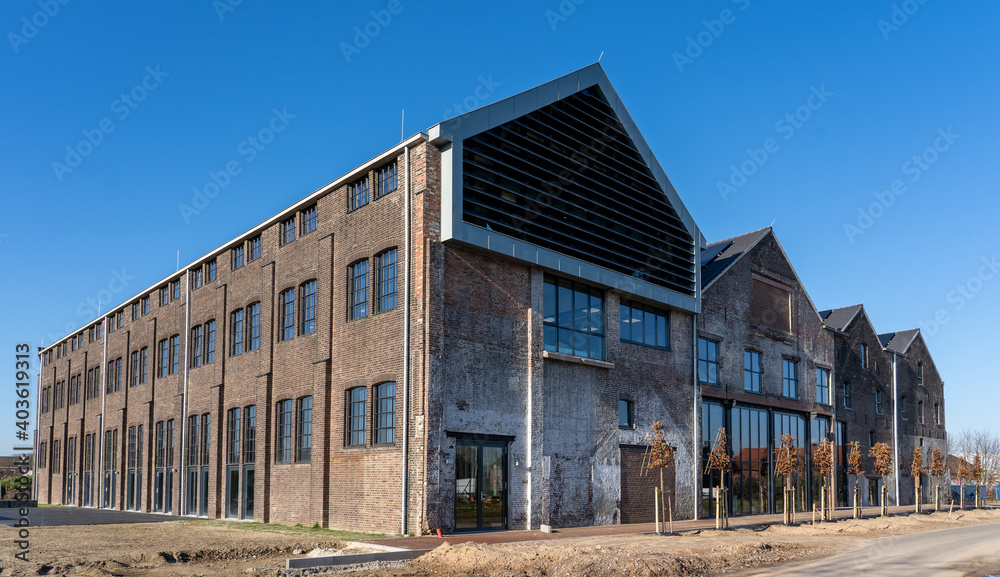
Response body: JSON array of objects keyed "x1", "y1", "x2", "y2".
[{"x1": 759, "y1": 522, "x2": 1000, "y2": 577}]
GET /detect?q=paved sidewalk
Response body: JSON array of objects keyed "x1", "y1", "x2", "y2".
[{"x1": 369, "y1": 504, "x2": 957, "y2": 550}]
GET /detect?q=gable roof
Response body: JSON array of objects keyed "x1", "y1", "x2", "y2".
[
  {"x1": 700, "y1": 227, "x2": 771, "y2": 289},
  {"x1": 819, "y1": 304, "x2": 863, "y2": 332},
  {"x1": 879, "y1": 328, "x2": 920, "y2": 354},
  {"x1": 428, "y1": 63, "x2": 703, "y2": 313}
]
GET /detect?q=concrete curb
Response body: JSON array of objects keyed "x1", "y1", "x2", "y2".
[{"x1": 286, "y1": 548, "x2": 432, "y2": 569}]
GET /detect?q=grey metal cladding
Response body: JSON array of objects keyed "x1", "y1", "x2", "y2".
[{"x1": 430, "y1": 64, "x2": 702, "y2": 313}]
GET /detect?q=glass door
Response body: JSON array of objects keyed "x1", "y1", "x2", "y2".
[{"x1": 454, "y1": 440, "x2": 507, "y2": 531}]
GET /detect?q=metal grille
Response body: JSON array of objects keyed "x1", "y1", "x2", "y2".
[{"x1": 461, "y1": 85, "x2": 695, "y2": 296}]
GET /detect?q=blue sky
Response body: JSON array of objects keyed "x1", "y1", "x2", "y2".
[{"x1": 2, "y1": 1, "x2": 998, "y2": 454}]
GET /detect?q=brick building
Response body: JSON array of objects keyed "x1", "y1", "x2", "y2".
[{"x1": 34, "y1": 65, "x2": 948, "y2": 533}]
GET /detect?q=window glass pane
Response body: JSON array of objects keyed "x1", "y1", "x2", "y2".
[
  {"x1": 557, "y1": 282, "x2": 573, "y2": 329},
  {"x1": 543, "y1": 280, "x2": 556, "y2": 325},
  {"x1": 619, "y1": 304, "x2": 631, "y2": 342},
  {"x1": 543, "y1": 325, "x2": 556, "y2": 352},
  {"x1": 589, "y1": 292, "x2": 602, "y2": 334},
  {"x1": 644, "y1": 309, "x2": 656, "y2": 345},
  {"x1": 631, "y1": 306, "x2": 643, "y2": 342},
  {"x1": 557, "y1": 328, "x2": 573, "y2": 355}
]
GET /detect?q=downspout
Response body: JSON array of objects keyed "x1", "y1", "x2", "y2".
[
  {"x1": 180, "y1": 271, "x2": 191, "y2": 516},
  {"x1": 401, "y1": 145, "x2": 411, "y2": 536},
  {"x1": 33, "y1": 348, "x2": 41, "y2": 502},
  {"x1": 892, "y1": 351, "x2": 900, "y2": 506},
  {"x1": 98, "y1": 316, "x2": 108, "y2": 508},
  {"x1": 692, "y1": 313, "x2": 699, "y2": 520}
]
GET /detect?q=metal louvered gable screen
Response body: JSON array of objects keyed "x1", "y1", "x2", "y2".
[{"x1": 461, "y1": 85, "x2": 696, "y2": 297}]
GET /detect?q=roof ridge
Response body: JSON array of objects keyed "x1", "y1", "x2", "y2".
[{"x1": 705, "y1": 226, "x2": 772, "y2": 248}]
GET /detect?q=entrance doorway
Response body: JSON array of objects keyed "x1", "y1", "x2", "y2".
[{"x1": 455, "y1": 440, "x2": 507, "y2": 531}]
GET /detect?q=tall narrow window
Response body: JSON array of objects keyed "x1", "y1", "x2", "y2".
[
  {"x1": 869, "y1": 430, "x2": 876, "y2": 447},
  {"x1": 278, "y1": 290, "x2": 295, "y2": 341},
  {"x1": 934, "y1": 403, "x2": 940, "y2": 425},
  {"x1": 280, "y1": 217, "x2": 295, "y2": 246},
  {"x1": 171, "y1": 280, "x2": 180, "y2": 301},
  {"x1": 918, "y1": 401, "x2": 924, "y2": 424},
  {"x1": 232, "y1": 245, "x2": 245, "y2": 270},
  {"x1": 247, "y1": 303, "x2": 260, "y2": 351},
  {"x1": 618, "y1": 399, "x2": 635, "y2": 429},
  {"x1": 348, "y1": 260, "x2": 369, "y2": 320},
  {"x1": 205, "y1": 260, "x2": 217, "y2": 282},
  {"x1": 917, "y1": 363, "x2": 923, "y2": 385},
  {"x1": 227, "y1": 408, "x2": 241, "y2": 465},
  {"x1": 744, "y1": 350, "x2": 762, "y2": 393},
  {"x1": 275, "y1": 400, "x2": 292, "y2": 462},
  {"x1": 141, "y1": 296, "x2": 150, "y2": 315},
  {"x1": 296, "y1": 396, "x2": 312, "y2": 462},
  {"x1": 192, "y1": 268, "x2": 203, "y2": 290},
  {"x1": 698, "y1": 337, "x2": 719, "y2": 386},
  {"x1": 243, "y1": 405, "x2": 256, "y2": 463},
  {"x1": 130, "y1": 351, "x2": 140, "y2": 387},
  {"x1": 191, "y1": 325, "x2": 203, "y2": 368},
  {"x1": 374, "y1": 382, "x2": 396, "y2": 445},
  {"x1": 247, "y1": 235, "x2": 261, "y2": 262},
  {"x1": 375, "y1": 161, "x2": 397, "y2": 198},
  {"x1": 347, "y1": 387, "x2": 366, "y2": 446},
  {"x1": 188, "y1": 416, "x2": 200, "y2": 467},
  {"x1": 375, "y1": 249, "x2": 397, "y2": 313},
  {"x1": 200, "y1": 413, "x2": 210, "y2": 466},
  {"x1": 301, "y1": 205, "x2": 317, "y2": 235},
  {"x1": 875, "y1": 389, "x2": 883, "y2": 414},
  {"x1": 861, "y1": 343, "x2": 868, "y2": 369},
  {"x1": 300, "y1": 280, "x2": 316, "y2": 335},
  {"x1": 816, "y1": 367, "x2": 830, "y2": 405},
  {"x1": 169, "y1": 335, "x2": 179, "y2": 375},
  {"x1": 231, "y1": 309, "x2": 244, "y2": 356},
  {"x1": 541, "y1": 275, "x2": 605, "y2": 360},
  {"x1": 132, "y1": 303, "x2": 140, "y2": 321},
  {"x1": 782, "y1": 359, "x2": 798, "y2": 398},
  {"x1": 349, "y1": 176, "x2": 369, "y2": 211},
  {"x1": 160, "y1": 286, "x2": 169, "y2": 306},
  {"x1": 139, "y1": 347, "x2": 148, "y2": 384},
  {"x1": 844, "y1": 382, "x2": 852, "y2": 408},
  {"x1": 205, "y1": 320, "x2": 216, "y2": 364}
]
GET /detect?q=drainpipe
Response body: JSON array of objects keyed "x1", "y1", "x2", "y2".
[
  {"x1": 892, "y1": 351, "x2": 900, "y2": 506},
  {"x1": 401, "y1": 145, "x2": 411, "y2": 536},
  {"x1": 180, "y1": 271, "x2": 191, "y2": 516},
  {"x1": 692, "y1": 313, "x2": 699, "y2": 520},
  {"x1": 98, "y1": 315, "x2": 107, "y2": 508}
]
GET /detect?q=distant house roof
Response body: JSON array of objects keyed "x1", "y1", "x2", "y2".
[
  {"x1": 947, "y1": 454, "x2": 973, "y2": 477},
  {"x1": 820, "y1": 304, "x2": 863, "y2": 332},
  {"x1": 700, "y1": 227, "x2": 772, "y2": 289},
  {"x1": 879, "y1": 329, "x2": 920, "y2": 354}
]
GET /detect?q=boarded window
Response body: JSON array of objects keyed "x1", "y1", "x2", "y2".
[{"x1": 750, "y1": 277, "x2": 790, "y2": 333}]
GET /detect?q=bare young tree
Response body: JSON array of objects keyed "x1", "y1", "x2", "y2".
[
  {"x1": 957, "y1": 458, "x2": 970, "y2": 510},
  {"x1": 972, "y1": 454, "x2": 983, "y2": 509},
  {"x1": 870, "y1": 442, "x2": 893, "y2": 516},
  {"x1": 775, "y1": 434, "x2": 798, "y2": 525},
  {"x1": 912, "y1": 448, "x2": 924, "y2": 513},
  {"x1": 848, "y1": 441, "x2": 864, "y2": 518},
  {"x1": 813, "y1": 438, "x2": 834, "y2": 521},
  {"x1": 705, "y1": 427, "x2": 731, "y2": 530},
  {"x1": 953, "y1": 428, "x2": 1000, "y2": 505},
  {"x1": 930, "y1": 448, "x2": 945, "y2": 511},
  {"x1": 647, "y1": 420, "x2": 676, "y2": 533}
]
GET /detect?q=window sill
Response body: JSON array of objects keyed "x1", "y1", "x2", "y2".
[
  {"x1": 621, "y1": 339, "x2": 671, "y2": 352},
  {"x1": 543, "y1": 350, "x2": 614, "y2": 369}
]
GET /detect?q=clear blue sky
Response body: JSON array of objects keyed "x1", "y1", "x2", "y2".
[{"x1": 3, "y1": 1, "x2": 998, "y2": 454}]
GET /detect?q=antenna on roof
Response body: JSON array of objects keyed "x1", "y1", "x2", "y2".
[
  {"x1": 176, "y1": 250, "x2": 180, "y2": 271},
  {"x1": 598, "y1": 51, "x2": 604, "y2": 63},
  {"x1": 769, "y1": 219, "x2": 775, "y2": 228},
  {"x1": 401, "y1": 109, "x2": 405, "y2": 143}
]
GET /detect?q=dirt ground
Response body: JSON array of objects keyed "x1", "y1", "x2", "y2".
[{"x1": 2, "y1": 509, "x2": 999, "y2": 577}]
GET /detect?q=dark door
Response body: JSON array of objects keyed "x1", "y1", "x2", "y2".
[{"x1": 455, "y1": 440, "x2": 507, "y2": 531}]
